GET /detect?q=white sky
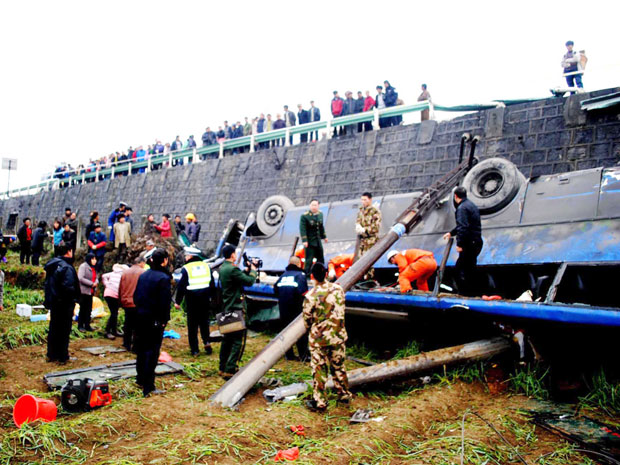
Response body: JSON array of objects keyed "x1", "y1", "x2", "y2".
[{"x1": 1, "y1": 0, "x2": 618, "y2": 191}]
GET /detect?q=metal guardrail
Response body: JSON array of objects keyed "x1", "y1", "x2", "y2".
[{"x1": 2, "y1": 99, "x2": 501, "y2": 198}]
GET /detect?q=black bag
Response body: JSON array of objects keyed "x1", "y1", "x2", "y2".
[{"x1": 216, "y1": 309, "x2": 246, "y2": 334}]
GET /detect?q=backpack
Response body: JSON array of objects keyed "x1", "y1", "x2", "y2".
[{"x1": 331, "y1": 98, "x2": 343, "y2": 116}]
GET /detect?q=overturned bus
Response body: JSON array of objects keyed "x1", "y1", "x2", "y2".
[{"x1": 221, "y1": 158, "x2": 620, "y2": 329}]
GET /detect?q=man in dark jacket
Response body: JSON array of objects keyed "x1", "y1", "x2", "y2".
[
  {"x1": 31, "y1": 221, "x2": 47, "y2": 266},
  {"x1": 274, "y1": 256, "x2": 309, "y2": 360},
  {"x1": 44, "y1": 244, "x2": 80, "y2": 363},
  {"x1": 383, "y1": 80, "x2": 398, "y2": 127},
  {"x1": 87, "y1": 223, "x2": 107, "y2": 273},
  {"x1": 218, "y1": 244, "x2": 258, "y2": 378},
  {"x1": 133, "y1": 248, "x2": 172, "y2": 396},
  {"x1": 355, "y1": 91, "x2": 366, "y2": 133},
  {"x1": 174, "y1": 215, "x2": 185, "y2": 236},
  {"x1": 273, "y1": 114, "x2": 286, "y2": 146},
  {"x1": 174, "y1": 247, "x2": 215, "y2": 356},
  {"x1": 342, "y1": 91, "x2": 357, "y2": 136},
  {"x1": 309, "y1": 101, "x2": 320, "y2": 142},
  {"x1": 17, "y1": 218, "x2": 33, "y2": 265},
  {"x1": 185, "y1": 213, "x2": 201, "y2": 243},
  {"x1": 443, "y1": 187, "x2": 483, "y2": 297},
  {"x1": 62, "y1": 223, "x2": 77, "y2": 255},
  {"x1": 297, "y1": 104, "x2": 310, "y2": 143}
]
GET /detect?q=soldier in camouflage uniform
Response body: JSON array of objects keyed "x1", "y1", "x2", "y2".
[
  {"x1": 355, "y1": 192, "x2": 382, "y2": 278},
  {"x1": 299, "y1": 199, "x2": 328, "y2": 274},
  {"x1": 302, "y1": 262, "x2": 352, "y2": 411}
]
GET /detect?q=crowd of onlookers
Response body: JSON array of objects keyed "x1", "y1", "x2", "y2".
[{"x1": 52, "y1": 81, "x2": 431, "y2": 187}]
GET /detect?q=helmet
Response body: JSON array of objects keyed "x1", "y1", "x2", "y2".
[
  {"x1": 387, "y1": 250, "x2": 399, "y2": 262},
  {"x1": 185, "y1": 213, "x2": 195, "y2": 221},
  {"x1": 184, "y1": 246, "x2": 202, "y2": 257}
]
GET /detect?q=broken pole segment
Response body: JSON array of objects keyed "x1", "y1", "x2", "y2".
[
  {"x1": 210, "y1": 148, "x2": 476, "y2": 408},
  {"x1": 327, "y1": 337, "x2": 512, "y2": 389}
]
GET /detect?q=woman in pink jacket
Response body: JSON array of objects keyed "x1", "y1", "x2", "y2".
[
  {"x1": 155, "y1": 214, "x2": 172, "y2": 238},
  {"x1": 102, "y1": 264, "x2": 128, "y2": 339}
]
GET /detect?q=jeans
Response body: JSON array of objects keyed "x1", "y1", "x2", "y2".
[
  {"x1": 47, "y1": 303, "x2": 74, "y2": 362},
  {"x1": 565, "y1": 73, "x2": 583, "y2": 90},
  {"x1": 78, "y1": 294, "x2": 93, "y2": 329},
  {"x1": 135, "y1": 318, "x2": 165, "y2": 395},
  {"x1": 104, "y1": 297, "x2": 120, "y2": 335},
  {"x1": 455, "y1": 238, "x2": 483, "y2": 297}
]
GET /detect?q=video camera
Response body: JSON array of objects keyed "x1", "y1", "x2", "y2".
[{"x1": 243, "y1": 252, "x2": 263, "y2": 270}]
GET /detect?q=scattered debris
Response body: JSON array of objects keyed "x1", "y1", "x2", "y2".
[
  {"x1": 346, "y1": 356, "x2": 376, "y2": 366},
  {"x1": 81, "y1": 346, "x2": 127, "y2": 355},
  {"x1": 526, "y1": 402, "x2": 620, "y2": 462},
  {"x1": 350, "y1": 409, "x2": 386, "y2": 423},
  {"x1": 274, "y1": 446, "x2": 299, "y2": 462},
  {"x1": 13, "y1": 395, "x2": 57, "y2": 427},
  {"x1": 163, "y1": 330, "x2": 181, "y2": 339},
  {"x1": 43, "y1": 361, "x2": 184, "y2": 390},
  {"x1": 287, "y1": 425, "x2": 306, "y2": 437},
  {"x1": 158, "y1": 351, "x2": 173, "y2": 363},
  {"x1": 263, "y1": 382, "x2": 309, "y2": 403},
  {"x1": 257, "y1": 377, "x2": 283, "y2": 388}
]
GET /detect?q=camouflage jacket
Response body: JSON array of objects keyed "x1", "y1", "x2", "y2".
[
  {"x1": 356, "y1": 204, "x2": 381, "y2": 239},
  {"x1": 303, "y1": 281, "x2": 347, "y2": 347},
  {"x1": 299, "y1": 211, "x2": 326, "y2": 246}
]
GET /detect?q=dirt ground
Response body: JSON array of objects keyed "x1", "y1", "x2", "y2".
[{"x1": 0, "y1": 318, "x2": 604, "y2": 465}]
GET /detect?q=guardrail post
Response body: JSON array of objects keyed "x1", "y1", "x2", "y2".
[
  {"x1": 192, "y1": 148, "x2": 197, "y2": 163},
  {"x1": 128, "y1": 163, "x2": 132, "y2": 176},
  {"x1": 168, "y1": 152, "x2": 173, "y2": 168},
  {"x1": 219, "y1": 141, "x2": 224, "y2": 159},
  {"x1": 95, "y1": 168, "x2": 100, "y2": 182},
  {"x1": 285, "y1": 129, "x2": 291, "y2": 147},
  {"x1": 82, "y1": 173, "x2": 85, "y2": 184},
  {"x1": 429, "y1": 101, "x2": 435, "y2": 120},
  {"x1": 111, "y1": 166, "x2": 115, "y2": 179},
  {"x1": 373, "y1": 108, "x2": 380, "y2": 130},
  {"x1": 250, "y1": 134, "x2": 256, "y2": 153},
  {"x1": 146, "y1": 157, "x2": 151, "y2": 173},
  {"x1": 326, "y1": 120, "x2": 332, "y2": 140}
]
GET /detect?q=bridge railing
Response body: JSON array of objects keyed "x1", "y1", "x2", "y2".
[{"x1": 3, "y1": 100, "x2": 505, "y2": 198}]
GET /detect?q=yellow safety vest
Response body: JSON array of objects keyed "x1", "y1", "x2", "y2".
[{"x1": 184, "y1": 261, "x2": 211, "y2": 290}]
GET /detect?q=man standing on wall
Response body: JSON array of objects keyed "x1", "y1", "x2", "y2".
[
  {"x1": 283, "y1": 105, "x2": 296, "y2": 145},
  {"x1": 297, "y1": 104, "x2": 310, "y2": 143},
  {"x1": 300, "y1": 199, "x2": 328, "y2": 274},
  {"x1": 561, "y1": 40, "x2": 584, "y2": 91},
  {"x1": 309, "y1": 100, "x2": 320, "y2": 141},
  {"x1": 355, "y1": 192, "x2": 382, "y2": 279},
  {"x1": 331, "y1": 91, "x2": 344, "y2": 137},
  {"x1": 443, "y1": 187, "x2": 483, "y2": 296},
  {"x1": 303, "y1": 262, "x2": 352, "y2": 411},
  {"x1": 417, "y1": 84, "x2": 431, "y2": 121}
]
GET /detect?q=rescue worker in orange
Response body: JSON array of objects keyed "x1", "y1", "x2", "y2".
[
  {"x1": 295, "y1": 247, "x2": 307, "y2": 269},
  {"x1": 387, "y1": 249, "x2": 437, "y2": 293},
  {"x1": 327, "y1": 254, "x2": 354, "y2": 281}
]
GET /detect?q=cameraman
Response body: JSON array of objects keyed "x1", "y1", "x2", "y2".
[{"x1": 218, "y1": 244, "x2": 258, "y2": 378}]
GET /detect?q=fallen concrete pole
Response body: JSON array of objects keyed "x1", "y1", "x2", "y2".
[
  {"x1": 328, "y1": 337, "x2": 512, "y2": 389},
  {"x1": 210, "y1": 142, "x2": 479, "y2": 407}
]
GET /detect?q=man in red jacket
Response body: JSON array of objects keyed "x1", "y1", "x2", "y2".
[
  {"x1": 331, "y1": 91, "x2": 344, "y2": 137},
  {"x1": 387, "y1": 249, "x2": 437, "y2": 293}
]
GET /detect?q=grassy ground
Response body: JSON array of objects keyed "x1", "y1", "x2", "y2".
[{"x1": 0, "y1": 252, "x2": 616, "y2": 464}]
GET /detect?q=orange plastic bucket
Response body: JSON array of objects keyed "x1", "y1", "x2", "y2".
[{"x1": 13, "y1": 394, "x2": 58, "y2": 427}]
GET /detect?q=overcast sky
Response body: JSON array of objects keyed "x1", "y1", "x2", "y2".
[{"x1": 1, "y1": 0, "x2": 618, "y2": 192}]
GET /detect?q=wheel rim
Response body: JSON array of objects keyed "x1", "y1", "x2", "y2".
[
  {"x1": 476, "y1": 170, "x2": 505, "y2": 198},
  {"x1": 264, "y1": 204, "x2": 284, "y2": 226}
]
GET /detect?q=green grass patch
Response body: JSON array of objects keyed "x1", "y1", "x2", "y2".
[
  {"x1": 579, "y1": 369, "x2": 620, "y2": 416},
  {"x1": 508, "y1": 363, "x2": 550, "y2": 400}
]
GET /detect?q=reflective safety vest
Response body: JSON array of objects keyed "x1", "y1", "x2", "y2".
[{"x1": 184, "y1": 261, "x2": 212, "y2": 290}]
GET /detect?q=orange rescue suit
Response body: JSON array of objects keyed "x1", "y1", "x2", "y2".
[
  {"x1": 328, "y1": 254, "x2": 354, "y2": 278},
  {"x1": 392, "y1": 249, "x2": 437, "y2": 293}
]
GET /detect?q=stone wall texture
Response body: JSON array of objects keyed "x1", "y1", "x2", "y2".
[{"x1": 2, "y1": 88, "x2": 619, "y2": 251}]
